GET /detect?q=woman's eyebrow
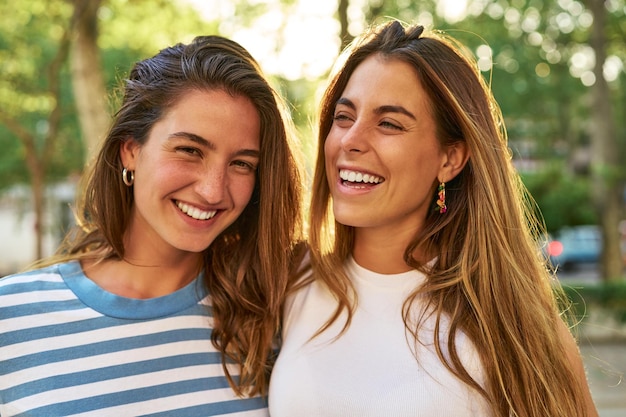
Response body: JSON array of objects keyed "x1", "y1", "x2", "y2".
[
  {"x1": 169, "y1": 131, "x2": 215, "y2": 150},
  {"x1": 169, "y1": 131, "x2": 260, "y2": 158},
  {"x1": 336, "y1": 97, "x2": 416, "y2": 120},
  {"x1": 336, "y1": 97, "x2": 356, "y2": 110},
  {"x1": 374, "y1": 105, "x2": 416, "y2": 120},
  {"x1": 234, "y1": 148, "x2": 260, "y2": 158}
]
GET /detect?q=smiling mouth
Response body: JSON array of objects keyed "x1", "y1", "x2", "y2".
[
  {"x1": 339, "y1": 169, "x2": 384, "y2": 186},
  {"x1": 176, "y1": 201, "x2": 217, "y2": 220}
]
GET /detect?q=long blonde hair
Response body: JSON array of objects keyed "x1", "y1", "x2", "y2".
[
  {"x1": 309, "y1": 20, "x2": 586, "y2": 416},
  {"x1": 34, "y1": 36, "x2": 304, "y2": 396}
]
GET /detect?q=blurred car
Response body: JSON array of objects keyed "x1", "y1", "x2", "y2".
[{"x1": 545, "y1": 225, "x2": 601, "y2": 271}]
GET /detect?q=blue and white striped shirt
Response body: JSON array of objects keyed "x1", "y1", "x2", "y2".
[{"x1": 0, "y1": 262, "x2": 268, "y2": 416}]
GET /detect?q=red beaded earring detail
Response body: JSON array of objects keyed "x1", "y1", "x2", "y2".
[{"x1": 436, "y1": 182, "x2": 447, "y2": 214}]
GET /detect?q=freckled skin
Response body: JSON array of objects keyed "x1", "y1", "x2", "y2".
[{"x1": 121, "y1": 89, "x2": 260, "y2": 260}]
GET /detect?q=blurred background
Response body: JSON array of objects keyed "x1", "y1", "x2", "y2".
[{"x1": 0, "y1": 0, "x2": 624, "y2": 414}]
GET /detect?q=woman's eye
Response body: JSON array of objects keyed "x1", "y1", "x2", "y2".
[
  {"x1": 333, "y1": 113, "x2": 351, "y2": 122},
  {"x1": 232, "y1": 160, "x2": 257, "y2": 172},
  {"x1": 380, "y1": 120, "x2": 403, "y2": 131},
  {"x1": 177, "y1": 146, "x2": 201, "y2": 156},
  {"x1": 332, "y1": 112, "x2": 355, "y2": 128}
]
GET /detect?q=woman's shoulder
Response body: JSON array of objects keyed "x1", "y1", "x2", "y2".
[
  {"x1": 0, "y1": 262, "x2": 70, "y2": 287},
  {"x1": 283, "y1": 247, "x2": 336, "y2": 315}
]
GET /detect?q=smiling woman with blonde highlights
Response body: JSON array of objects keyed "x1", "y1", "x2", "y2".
[{"x1": 269, "y1": 20, "x2": 597, "y2": 417}]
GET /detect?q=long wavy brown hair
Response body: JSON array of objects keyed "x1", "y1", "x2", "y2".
[
  {"x1": 308, "y1": 20, "x2": 588, "y2": 416},
  {"x1": 35, "y1": 35, "x2": 304, "y2": 396}
]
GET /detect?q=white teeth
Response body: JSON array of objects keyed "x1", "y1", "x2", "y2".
[
  {"x1": 339, "y1": 169, "x2": 382, "y2": 184},
  {"x1": 176, "y1": 201, "x2": 217, "y2": 220}
]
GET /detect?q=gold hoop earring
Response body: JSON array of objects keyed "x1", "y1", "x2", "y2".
[{"x1": 122, "y1": 167, "x2": 134, "y2": 187}]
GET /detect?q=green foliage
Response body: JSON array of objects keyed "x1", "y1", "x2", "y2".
[
  {"x1": 563, "y1": 281, "x2": 626, "y2": 324},
  {"x1": 522, "y1": 165, "x2": 597, "y2": 233},
  {"x1": 99, "y1": 0, "x2": 222, "y2": 114},
  {"x1": 0, "y1": 1, "x2": 72, "y2": 105},
  {"x1": 0, "y1": 126, "x2": 30, "y2": 190},
  {"x1": 100, "y1": 0, "x2": 220, "y2": 54},
  {"x1": 0, "y1": 0, "x2": 79, "y2": 190}
]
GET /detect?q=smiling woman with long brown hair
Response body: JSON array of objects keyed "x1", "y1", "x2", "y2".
[
  {"x1": 270, "y1": 20, "x2": 597, "y2": 417},
  {"x1": 0, "y1": 35, "x2": 304, "y2": 416}
]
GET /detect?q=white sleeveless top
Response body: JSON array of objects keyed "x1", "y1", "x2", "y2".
[{"x1": 269, "y1": 257, "x2": 492, "y2": 417}]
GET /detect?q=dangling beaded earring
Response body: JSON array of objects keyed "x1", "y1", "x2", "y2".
[
  {"x1": 435, "y1": 181, "x2": 447, "y2": 214},
  {"x1": 122, "y1": 167, "x2": 135, "y2": 186}
]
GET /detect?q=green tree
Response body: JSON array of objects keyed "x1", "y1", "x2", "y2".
[
  {"x1": 0, "y1": 0, "x2": 77, "y2": 259},
  {"x1": 69, "y1": 0, "x2": 109, "y2": 163},
  {"x1": 585, "y1": 0, "x2": 624, "y2": 280}
]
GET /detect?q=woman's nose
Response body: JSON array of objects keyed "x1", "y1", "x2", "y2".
[
  {"x1": 196, "y1": 166, "x2": 227, "y2": 204},
  {"x1": 340, "y1": 122, "x2": 369, "y2": 153}
]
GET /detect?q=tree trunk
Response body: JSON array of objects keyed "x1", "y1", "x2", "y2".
[
  {"x1": 337, "y1": 0, "x2": 352, "y2": 51},
  {"x1": 586, "y1": 0, "x2": 623, "y2": 281},
  {"x1": 69, "y1": 0, "x2": 109, "y2": 165},
  {"x1": 0, "y1": 118, "x2": 46, "y2": 260},
  {"x1": 30, "y1": 164, "x2": 45, "y2": 260},
  {"x1": 0, "y1": 11, "x2": 72, "y2": 262}
]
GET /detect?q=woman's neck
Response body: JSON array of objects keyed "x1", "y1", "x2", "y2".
[
  {"x1": 352, "y1": 228, "x2": 411, "y2": 274},
  {"x1": 352, "y1": 226, "x2": 433, "y2": 274},
  {"x1": 82, "y1": 252, "x2": 202, "y2": 299}
]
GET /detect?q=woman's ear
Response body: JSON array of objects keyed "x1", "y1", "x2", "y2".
[
  {"x1": 120, "y1": 137, "x2": 140, "y2": 170},
  {"x1": 439, "y1": 141, "x2": 469, "y2": 182}
]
